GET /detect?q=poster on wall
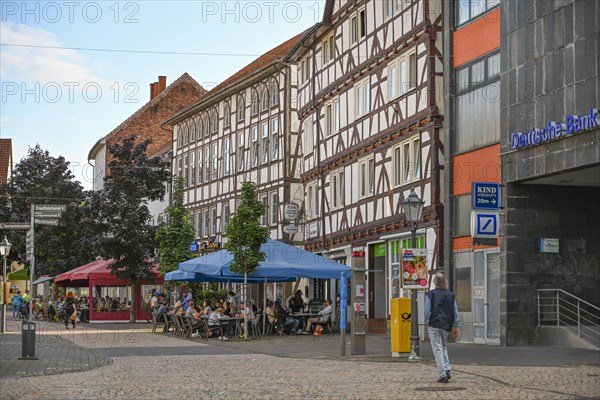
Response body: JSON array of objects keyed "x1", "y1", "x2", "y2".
[{"x1": 401, "y1": 248, "x2": 428, "y2": 289}]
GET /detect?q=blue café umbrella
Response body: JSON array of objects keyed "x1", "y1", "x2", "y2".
[
  {"x1": 179, "y1": 239, "x2": 350, "y2": 280},
  {"x1": 164, "y1": 268, "x2": 293, "y2": 283}
]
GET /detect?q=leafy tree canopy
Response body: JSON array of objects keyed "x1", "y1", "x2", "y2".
[
  {"x1": 155, "y1": 176, "x2": 195, "y2": 274},
  {"x1": 224, "y1": 181, "x2": 269, "y2": 274}
]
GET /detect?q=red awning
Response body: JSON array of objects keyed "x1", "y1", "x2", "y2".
[{"x1": 54, "y1": 259, "x2": 161, "y2": 285}]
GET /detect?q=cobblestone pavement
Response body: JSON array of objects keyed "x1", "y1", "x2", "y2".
[{"x1": 1, "y1": 320, "x2": 599, "y2": 400}]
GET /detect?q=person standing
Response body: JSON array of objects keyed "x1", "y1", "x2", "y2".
[
  {"x1": 425, "y1": 272, "x2": 460, "y2": 383},
  {"x1": 64, "y1": 291, "x2": 78, "y2": 329},
  {"x1": 11, "y1": 291, "x2": 23, "y2": 318}
]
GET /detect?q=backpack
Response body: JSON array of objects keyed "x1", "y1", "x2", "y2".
[{"x1": 313, "y1": 325, "x2": 324, "y2": 336}]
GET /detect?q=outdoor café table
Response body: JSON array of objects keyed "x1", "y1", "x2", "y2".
[
  {"x1": 219, "y1": 316, "x2": 240, "y2": 338},
  {"x1": 289, "y1": 312, "x2": 318, "y2": 331}
]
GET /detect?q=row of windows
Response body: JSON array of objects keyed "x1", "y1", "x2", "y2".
[
  {"x1": 305, "y1": 136, "x2": 421, "y2": 218},
  {"x1": 303, "y1": 51, "x2": 418, "y2": 153},
  {"x1": 456, "y1": 52, "x2": 500, "y2": 95},
  {"x1": 194, "y1": 192, "x2": 278, "y2": 238},
  {"x1": 176, "y1": 118, "x2": 279, "y2": 186},
  {"x1": 456, "y1": 0, "x2": 500, "y2": 27},
  {"x1": 177, "y1": 79, "x2": 280, "y2": 148}
]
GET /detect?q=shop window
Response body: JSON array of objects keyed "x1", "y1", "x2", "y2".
[{"x1": 92, "y1": 286, "x2": 132, "y2": 312}]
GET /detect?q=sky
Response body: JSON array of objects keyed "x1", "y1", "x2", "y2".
[{"x1": 1, "y1": 0, "x2": 326, "y2": 189}]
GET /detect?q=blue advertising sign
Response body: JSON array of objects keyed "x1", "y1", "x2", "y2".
[
  {"x1": 473, "y1": 182, "x2": 500, "y2": 210},
  {"x1": 189, "y1": 242, "x2": 199, "y2": 252},
  {"x1": 340, "y1": 271, "x2": 347, "y2": 331}
]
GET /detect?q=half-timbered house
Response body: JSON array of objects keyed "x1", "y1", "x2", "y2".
[
  {"x1": 292, "y1": 0, "x2": 444, "y2": 333},
  {"x1": 164, "y1": 33, "x2": 312, "y2": 298}
]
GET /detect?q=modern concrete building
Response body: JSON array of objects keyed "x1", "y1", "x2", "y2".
[{"x1": 500, "y1": 0, "x2": 599, "y2": 346}]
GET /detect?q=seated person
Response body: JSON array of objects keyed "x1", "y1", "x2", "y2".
[
  {"x1": 277, "y1": 303, "x2": 301, "y2": 334},
  {"x1": 239, "y1": 302, "x2": 254, "y2": 335},
  {"x1": 156, "y1": 301, "x2": 170, "y2": 322},
  {"x1": 222, "y1": 301, "x2": 232, "y2": 316},
  {"x1": 205, "y1": 307, "x2": 227, "y2": 339},
  {"x1": 201, "y1": 301, "x2": 213, "y2": 316},
  {"x1": 171, "y1": 300, "x2": 182, "y2": 316},
  {"x1": 293, "y1": 290, "x2": 305, "y2": 309},
  {"x1": 289, "y1": 297, "x2": 302, "y2": 313},
  {"x1": 303, "y1": 299, "x2": 333, "y2": 334}
]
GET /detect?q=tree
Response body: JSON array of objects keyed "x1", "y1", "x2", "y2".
[
  {"x1": 224, "y1": 180, "x2": 269, "y2": 337},
  {"x1": 97, "y1": 135, "x2": 170, "y2": 322},
  {"x1": 0, "y1": 145, "x2": 93, "y2": 276},
  {"x1": 155, "y1": 176, "x2": 195, "y2": 274}
]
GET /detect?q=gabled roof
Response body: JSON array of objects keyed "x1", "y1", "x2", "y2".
[
  {"x1": 87, "y1": 73, "x2": 206, "y2": 161},
  {"x1": 165, "y1": 27, "x2": 318, "y2": 125},
  {"x1": 0, "y1": 138, "x2": 12, "y2": 184}
]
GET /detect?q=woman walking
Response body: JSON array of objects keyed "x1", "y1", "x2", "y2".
[{"x1": 64, "y1": 291, "x2": 78, "y2": 329}]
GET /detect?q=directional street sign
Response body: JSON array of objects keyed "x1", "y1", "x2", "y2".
[
  {"x1": 34, "y1": 204, "x2": 66, "y2": 212},
  {"x1": 35, "y1": 218, "x2": 60, "y2": 226},
  {"x1": 471, "y1": 211, "x2": 499, "y2": 239},
  {"x1": 0, "y1": 222, "x2": 30, "y2": 230},
  {"x1": 33, "y1": 211, "x2": 62, "y2": 218},
  {"x1": 473, "y1": 182, "x2": 501, "y2": 210}
]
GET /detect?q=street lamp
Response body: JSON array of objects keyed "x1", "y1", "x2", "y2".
[
  {"x1": 0, "y1": 236, "x2": 12, "y2": 334},
  {"x1": 402, "y1": 189, "x2": 424, "y2": 361}
]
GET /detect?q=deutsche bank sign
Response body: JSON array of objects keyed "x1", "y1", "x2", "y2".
[
  {"x1": 471, "y1": 211, "x2": 499, "y2": 239},
  {"x1": 510, "y1": 108, "x2": 599, "y2": 150},
  {"x1": 473, "y1": 182, "x2": 500, "y2": 210}
]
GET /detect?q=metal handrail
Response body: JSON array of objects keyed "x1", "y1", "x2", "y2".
[{"x1": 537, "y1": 289, "x2": 600, "y2": 347}]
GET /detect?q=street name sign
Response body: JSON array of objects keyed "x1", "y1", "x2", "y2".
[
  {"x1": 473, "y1": 182, "x2": 500, "y2": 210},
  {"x1": 470, "y1": 211, "x2": 499, "y2": 239},
  {"x1": 33, "y1": 211, "x2": 62, "y2": 218},
  {"x1": 283, "y1": 224, "x2": 298, "y2": 234},
  {"x1": 35, "y1": 218, "x2": 60, "y2": 226},
  {"x1": 34, "y1": 204, "x2": 66, "y2": 212},
  {"x1": 0, "y1": 222, "x2": 30, "y2": 230}
]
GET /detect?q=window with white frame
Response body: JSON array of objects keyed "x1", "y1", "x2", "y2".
[
  {"x1": 237, "y1": 97, "x2": 245, "y2": 121},
  {"x1": 251, "y1": 90, "x2": 259, "y2": 115},
  {"x1": 303, "y1": 118, "x2": 314, "y2": 155},
  {"x1": 259, "y1": 194, "x2": 268, "y2": 226},
  {"x1": 393, "y1": 136, "x2": 421, "y2": 186},
  {"x1": 324, "y1": 98, "x2": 340, "y2": 136},
  {"x1": 190, "y1": 152, "x2": 196, "y2": 186},
  {"x1": 238, "y1": 131, "x2": 245, "y2": 171},
  {"x1": 359, "y1": 156, "x2": 375, "y2": 198},
  {"x1": 270, "y1": 192, "x2": 278, "y2": 226},
  {"x1": 197, "y1": 149, "x2": 203, "y2": 184},
  {"x1": 270, "y1": 80, "x2": 279, "y2": 105},
  {"x1": 224, "y1": 104, "x2": 231, "y2": 128},
  {"x1": 261, "y1": 122, "x2": 269, "y2": 164},
  {"x1": 196, "y1": 210, "x2": 202, "y2": 237},
  {"x1": 355, "y1": 78, "x2": 370, "y2": 117},
  {"x1": 389, "y1": 51, "x2": 417, "y2": 99},
  {"x1": 271, "y1": 118, "x2": 279, "y2": 160},
  {"x1": 210, "y1": 110, "x2": 218, "y2": 133},
  {"x1": 177, "y1": 157, "x2": 182, "y2": 178},
  {"x1": 190, "y1": 121, "x2": 197, "y2": 142},
  {"x1": 202, "y1": 115, "x2": 209, "y2": 137},
  {"x1": 210, "y1": 206, "x2": 217, "y2": 236},
  {"x1": 183, "y1": 155, "x2": 189, "y2": 187},
  {"x1": 183, "y1": 126, "x2": 189, "y2": 146},
  {"x1": 222, "y1": 203, "x2": 230, "y2": 229},
  {"x1": 204, "y1": 146, "x2": 210, "y2": 182},
  {"x1": 322, "y1": 32, "x2": 334, "y2": 64},
  {"x1": 211, "y1": 142, "x2": 218, "y2": 179},
  {"x1": 251, "y1": 126, "x2": 259, "y2": 167},
  {"x1": 261, "y1": 86, "x2": 269, "y2": 111},
  {"x1": 300, "y1": 56, "x2": 309, "y2": 84},
  {"x1": 351, "y1": 7, "x2": 366, "y2": 44},
  {"x1": 306, "y1": 183, "x2": 318, "y2": 218},
  {"x1": 224, "y1": 137, "x2": 231, "y2": 176},
  {"x1": 330, "y1": 169, "x2": 345, "y2": 209},
  {"x1": 203, "y1": 209, "x2": 210, "y2": 238}
]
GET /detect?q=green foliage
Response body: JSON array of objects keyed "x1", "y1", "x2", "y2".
[
  {"x1": 96, "y1": 135, "x2": 170, "y2": 321},
  {"x1": 193, "y1": 288, "x2": 229, "y2": 307},
  {"x1": 155, "y1": 177, "x2": 195, "y2": 274},
  {"x1": 0, "y1": 145, "x2": 94, "y2": 276},
  {"x1": 224, "y1": 181, "x2": 269, "y2": 274}
]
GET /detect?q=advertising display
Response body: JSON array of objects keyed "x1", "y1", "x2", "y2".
[{"x1": 401, "y1": 248, "x2": 428, "y2": 289}]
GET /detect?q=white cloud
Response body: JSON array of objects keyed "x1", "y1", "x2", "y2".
[{"x1": 0, "y1": 22, "x2": 109, "y2": 86}]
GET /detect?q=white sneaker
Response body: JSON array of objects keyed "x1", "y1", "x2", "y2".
[
  {"x1": 222, "y1": 336, "x2": 229, "y2": 341},
  {"x1": 218, "y1": 336, "x2": 223, "y2": 340},
  {"x1": 191, "y1": 332, "x2": 201, "y2": 338}
]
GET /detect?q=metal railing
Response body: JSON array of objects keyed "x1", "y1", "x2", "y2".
[{"x1": 537, "y1": 289, "x2": 600, "y2": 348}]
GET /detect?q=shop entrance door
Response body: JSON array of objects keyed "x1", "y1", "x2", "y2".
[{"x1": 473, "y1": 249, "x2": 500, "y2": 344}]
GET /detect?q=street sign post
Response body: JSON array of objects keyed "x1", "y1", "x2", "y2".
[
  {"x1": 33, "y1": 211, "x2": 62, "y2": 218},
  {"x1": 34, "y1": 205, "x2": 66, "y2": 212},
  {"x1": 473, "y1": 182, "x2": 500, "y2": 210},
  {"x1": 0, "y1": 222, "x2": 30, "y2": 230},
  {"x1": 34, "y1": 219, "x2": 60, "y2": 226}
]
